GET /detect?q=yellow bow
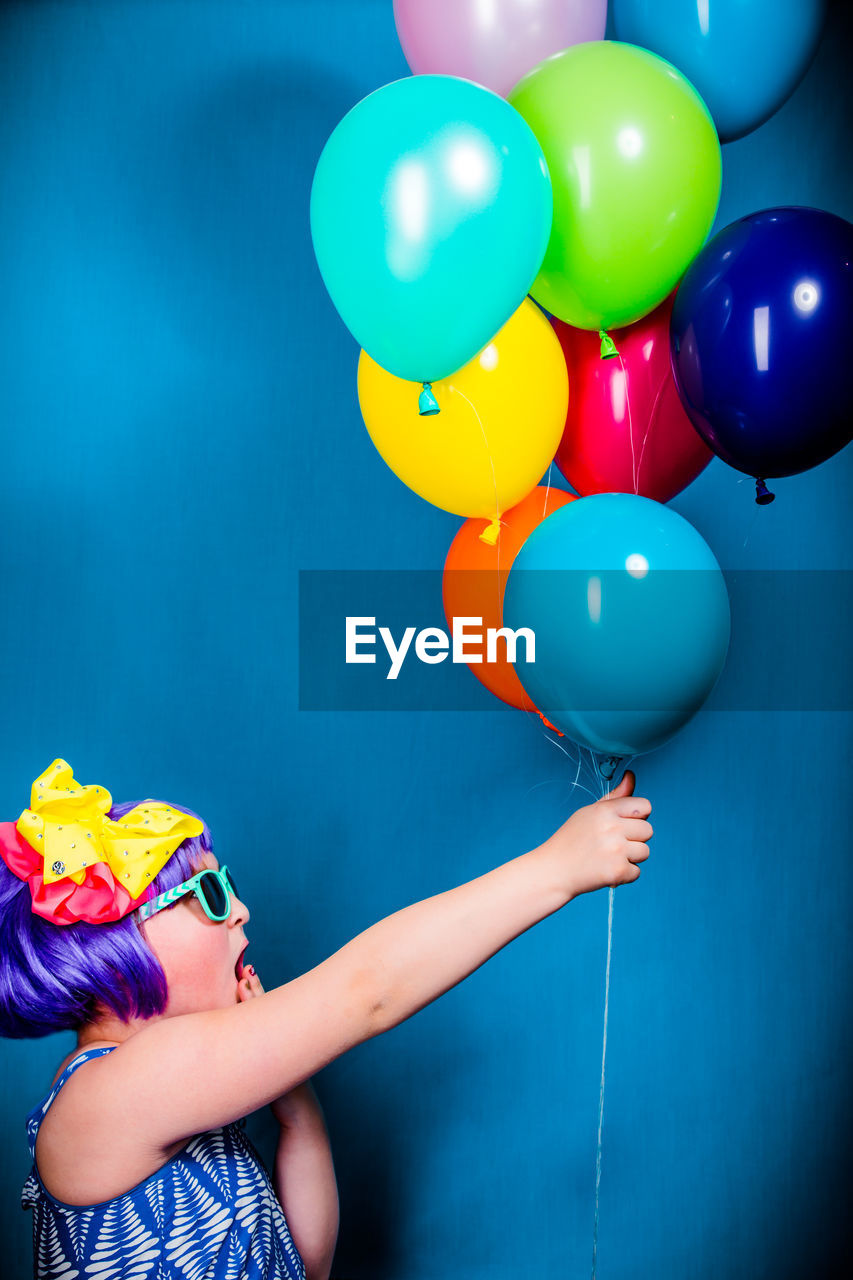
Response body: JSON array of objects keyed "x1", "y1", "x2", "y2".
[{"x1": 16, "y1": 759, "x2": 204, "y2": 900}]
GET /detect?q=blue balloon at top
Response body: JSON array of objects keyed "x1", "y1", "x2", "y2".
[
  {"x1": 612, "y1": 0, "x2": 826, "y2": 142},
  {"x1": 310, "y1": 75, "x2": 552, "y2": 383}
]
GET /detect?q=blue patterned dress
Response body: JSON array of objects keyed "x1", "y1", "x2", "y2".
[{"x1": 22, "y1": 1046, "x2": 307, "y2": 1280}]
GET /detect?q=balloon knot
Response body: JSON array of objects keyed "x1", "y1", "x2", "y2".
[
  {"x1": 418, "y1": 382, "x2": 440, "y2": 416},
  {"x1": 598, "y1": 329, "x2": 619, "y2": 360},
  {"x1": 597, "y1": 754, "x2": 624, "y2": 782},
  {"x1": 755, "y1": 477, "x2": 775, "y2": 505},
  {"x1": 478, "y1": 516, "x2": 503, "y2": 546}
]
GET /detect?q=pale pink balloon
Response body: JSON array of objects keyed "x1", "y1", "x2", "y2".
[{"x1": 393, "y1": 0, "x2": 608, "y2": 99}]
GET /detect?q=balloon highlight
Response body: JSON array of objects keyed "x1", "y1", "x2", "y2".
[
  {"x1": 508, "y1": 41, "x2": 722, "y2": 331},
  {"x1": 670, "y1": 206, "x2": 853, "y2": 494},
  {"x1": 311, "y1": 75, "x2": 552, "y2": 385}
]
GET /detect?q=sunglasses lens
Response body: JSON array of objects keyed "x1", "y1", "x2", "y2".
[
  {"x1": 224, "y1": 867, "x2": 239, "y2": 901},
  {"x1": 199, "y1": 871, "x2": 228, "y2": 918}
]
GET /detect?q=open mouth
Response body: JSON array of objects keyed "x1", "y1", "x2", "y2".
[{"x1": 235, "y1": 945, "x2": 249, "y2": 981}]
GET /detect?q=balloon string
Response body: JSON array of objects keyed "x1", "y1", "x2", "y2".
[
  {"x1": 613, "y1": 352, "x2": 636, "y2": 495},
  {"x1": 587, "y1": 747, "x2": 632, "y2": 1278},
  {"x1": 639, "y1": 372, "x2": 669, "y2": 493},
  {"x1": 591, "y1": 883, "x2": 615, "y2": 1280},
  {"x1": 543, "y1": 461, "x2": 553, "y2": 517},
  {"x1": 446, "y1": 383, "x2": 503, "y2": 639},
  {"x1": 742, "y1": 500, "x2": 761, "y2": 549},
  {"x1": 539, "y1": 732, "x2": 600, "y2": 803},
  {"x1": 590, "y1": 747, "x2": 610, "y2": 1280},
  {"x1": 448, "y1": 383, "x2": 500, "y2": 527},
  {"x1": 532, "y1": 746, "x2": 634, "y2": 1280}
]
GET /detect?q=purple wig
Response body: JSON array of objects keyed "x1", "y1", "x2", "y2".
[{"x1": 0, "y1": 800, "x2": 213, "y2": 1039}]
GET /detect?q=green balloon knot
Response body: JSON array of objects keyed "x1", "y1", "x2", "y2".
[{"x1": 599, "y1": 329, "x2": 619, "y2": 360}]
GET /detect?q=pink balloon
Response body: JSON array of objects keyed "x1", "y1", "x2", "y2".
[
  {"x1": 393, "y1": 0, "x2": 608, "y2": 99},
  {"x1": 551, "y1": 294, "x2": 715, "y2": 504}
]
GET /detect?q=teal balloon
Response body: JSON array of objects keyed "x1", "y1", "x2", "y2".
[
  {"x1": 503, "y1": 495, "x2": 731, "y2": 757},
  {"x1": 612, "y1": 0, "x2": 826, "y2": 143},
  {"x1": 310, "y1": 75, "x2": 553, "y2": 383}
]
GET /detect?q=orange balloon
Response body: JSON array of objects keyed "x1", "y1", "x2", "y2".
[{"x1": 442, "y1": 484, "x2": 576, "y2": 715}]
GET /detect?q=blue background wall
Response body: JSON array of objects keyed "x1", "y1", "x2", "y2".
[{"x1": 1, "y1": 2, "x2": 850, "y2": 1277}]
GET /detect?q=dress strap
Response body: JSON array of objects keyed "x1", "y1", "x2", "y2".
[{"x1": 25, "y1": 1046, "x2": 117, "y2": 1161}]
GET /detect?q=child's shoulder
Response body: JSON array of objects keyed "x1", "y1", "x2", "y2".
[
  {"x1": 50, "y1": 1039, "x2": 119, "y2": 1088},
  {"x1": 36, "y1": 1040, "x2": 189, "y2": 1206}
]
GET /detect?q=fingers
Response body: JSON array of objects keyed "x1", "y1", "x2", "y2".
[
  {"x1": 604, "y1": 769, "x2": 635, "y2": 800},
  {"x1": 620, "y1": 769, "x2": 636, "y2": 796},
  {"x1": 237, "y1": 966, "x2": 266, "y2": 1002},
  {"x1": 621, "y1": 818, "x2": 653, "y2": 844},
  {"x1": 612, "y1": 794, "x2": 652, "y2": 819}
]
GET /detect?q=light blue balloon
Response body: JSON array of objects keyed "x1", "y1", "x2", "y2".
[
  {"x1": 612, "y1": 0, "x2": 826, "y2": 142},
  {"x1": 502, "y1": 495, "x2": 731, "y2": 759},
  {"x1": 310, "y1": 75, "x2": 552, "y2": 383}
]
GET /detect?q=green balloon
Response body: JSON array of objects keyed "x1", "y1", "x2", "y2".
[{"x1": 509, "y1": 41, "x2": 721, "y2": 331}]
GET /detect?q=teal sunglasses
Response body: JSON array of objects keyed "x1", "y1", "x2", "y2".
[{"x1": 137, "y1": 865, "x2": 240, "y2": 923}]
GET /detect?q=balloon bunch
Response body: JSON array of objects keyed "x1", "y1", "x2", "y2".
[{"x1": 311, "y1": 2, "x2": 851, "y2": 778}]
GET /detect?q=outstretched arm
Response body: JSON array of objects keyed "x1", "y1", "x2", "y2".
[{"x1": 95, "y1": 773, "x2": 652, "y2": 1147}]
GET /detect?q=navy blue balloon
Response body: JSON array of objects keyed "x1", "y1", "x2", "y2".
[{"x1": 670, "y1": 207, "x2": 853, "y2": 498}]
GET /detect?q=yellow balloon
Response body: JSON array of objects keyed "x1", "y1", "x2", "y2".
[{"x1": 357, "y1": 299, "x2": 569, "y2": 544}]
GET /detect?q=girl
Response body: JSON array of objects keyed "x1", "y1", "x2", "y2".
[{"x1": 0, "y1": 756, "x2": 652, "y2": 1280}]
